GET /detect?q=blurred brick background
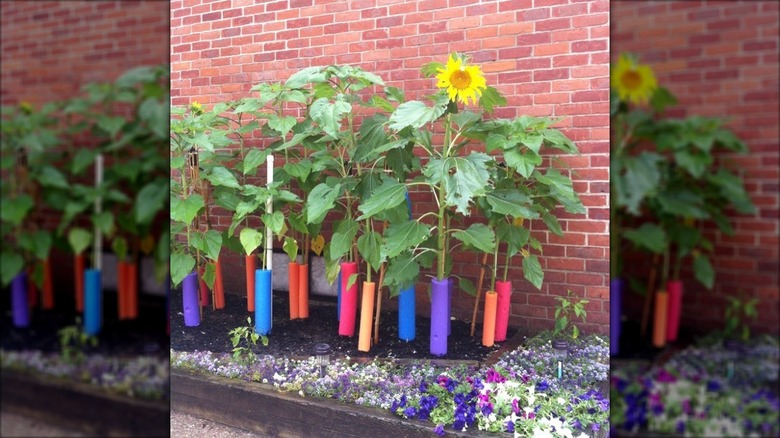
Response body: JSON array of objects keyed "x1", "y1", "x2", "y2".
[
  {"x1": 170, "y1": 0, "x2": 611, "y2": 335},
  {"x1": 612, "y1": 0, "x2": 779, "y2": 335},
  {"x1": 0, "y1": 1, "x2": 168, "y2": 107}
]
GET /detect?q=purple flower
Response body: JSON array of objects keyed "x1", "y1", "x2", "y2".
[
  {"x1": 676, "y1": 421, "x2": 685, "y2": 434},
  {"x1": 521, "y1": 374, "x2": 531, "y2": 384},
  {"x1": 682, "y1": 399, "x2": 691, "y2": 415},
  {"x1": 403, "y1": 406, "x2": 416, "y2": 418},
  {"x1": 512, "y1": 398, "x2": 520, "y2": 414},
  {"x1": 485, "y1": 368, "x2": 506, "y2": 383},
  {"x1": 536, "y1": 380, "x2": 549, "y2": 392},
  {"x1": 655, "y1": 368, "x2": 677, "y2": 383},
  {"x1": 434, "y1": 425, "x2": 445, "y2": 436},
  {"x1": 419, "y1": 381, "x2": 428, "y2": 393},
  {"x1": 399, "y1": 394, "x2": 407, "y2": 408},
  {"x1": 506, "y1": 421, "x2": 515, "y2": 433},
  {"x1": 706, "y1": 380, "x2": 721, "y2": 392},
  {"x1": 591, "y1": 423, "x2": 600, "y2": 432},
  {"x1": 481, "y1": 403, "x2": 493, "y2": 417}
]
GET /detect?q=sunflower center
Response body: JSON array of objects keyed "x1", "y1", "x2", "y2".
[
  {"x1": 450, "y1": 70, "x2": 472, "y2": 90},
  {"x1": 620, "y1": 70, "x2": 642, "y2": 91}
]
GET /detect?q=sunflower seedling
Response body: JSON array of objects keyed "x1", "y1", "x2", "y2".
[{"x1": 229, "y1": 316, "x2": 268, "y2": 364}]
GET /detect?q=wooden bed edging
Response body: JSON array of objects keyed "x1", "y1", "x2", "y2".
[{"x1": 0, "y1": 369, "x2": 169, "y2": 437}]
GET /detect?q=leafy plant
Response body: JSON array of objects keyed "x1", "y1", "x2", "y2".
[
  {"x1": 229, "y1": 316, "x2": 268, "y2": 364},
  {"x1": 552, "y1": 290, "x2": 589, "y2": 340},
  {"x1": 611, "y1": 53, "x2": 754, "y2": 290},
  {"x1": 57, "y1": 317, "x2": 98, "y2": 364},
  {"x1": 723, "y1": 293, "x2": 758, "y2": 341}
]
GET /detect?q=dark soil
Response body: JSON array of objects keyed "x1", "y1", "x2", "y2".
[
  {"x1": 1, "y1": 287, "x2": 169, "y2": 359},
  {"x1": 170, "y1": 287, "x2": 519, "y2": 362}
]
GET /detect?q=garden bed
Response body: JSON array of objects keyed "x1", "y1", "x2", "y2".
[{"x1": 171, "y1": 287, "x2": 518, "y2": 363}]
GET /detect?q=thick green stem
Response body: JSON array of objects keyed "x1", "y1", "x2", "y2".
[
  {"x1": 436, "y1": 114, "x2": 453, "y2": 280},
  {"x1": 491, "y1": 240, "x2": 499, "y2": 292}
]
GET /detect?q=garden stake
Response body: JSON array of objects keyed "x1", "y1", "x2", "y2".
[
  {"x1": 373, "y1": 262, "x2": 386, "y2": 345},
  {"x1": 470, "y1": 252, "x2": 490, "y2": 337},
  {"x1": 640, "y1": 253, "x2": 661, "y2": 337}
]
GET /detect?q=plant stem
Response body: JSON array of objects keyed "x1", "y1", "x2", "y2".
[
  {"x1": 491, "y1": 239, "x2": 499, "y2": 292},
  {"x1": 436, "y1": 114, "x2": 453, "y2": 280}
]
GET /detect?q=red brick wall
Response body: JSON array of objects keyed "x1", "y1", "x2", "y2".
[
  {"x1": 170, "y1": 0, "x2": 611, "y2": 335},
  {"x1": 612, "y1": 1, "x2": 779, "y2": 336},
  {"x1": 0, "y1": 0, "x2": 169, "y2": 107}
]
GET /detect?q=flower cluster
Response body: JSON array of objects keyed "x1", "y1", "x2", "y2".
[
  {"x1": 612, "y1": 335, "x2": 779, "y2": 437},
  {"x1": 171, "y1": 331, "x2": 609, "y2": 437},
  {"x1": 1, "y1": 349, "x2": 169, "y2": 400}
]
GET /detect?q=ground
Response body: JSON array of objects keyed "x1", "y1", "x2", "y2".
[{"x1": 171, "y1": 287, "x2": 519, "y2": 362}]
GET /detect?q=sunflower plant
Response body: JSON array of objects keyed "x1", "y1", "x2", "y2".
[
  {"x1": 360, "y1": 52, "x2": 585, "y2": 296},
  {"x1": 611, "y1": 53, "x2": 754, "y2": 291}
]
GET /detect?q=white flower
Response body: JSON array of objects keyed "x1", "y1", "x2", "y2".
[{"x1": 557, "y1": 397, "x2": 565, "y2": 405}]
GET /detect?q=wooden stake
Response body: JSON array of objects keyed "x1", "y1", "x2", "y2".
[
  {"x1": 373, "y1": 262, "x2": 386, "y2": 345},
  {"x1": 640, "y1": 253, "x2": 661, "y2": 337},
  {"x1": 470, "y1": 252, "x2": 490, "y2": 337}
]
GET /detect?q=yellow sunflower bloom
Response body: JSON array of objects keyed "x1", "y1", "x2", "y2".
[
  {"x1": 611, "y1": 54, "x2": 657, "y2": 106},
  {"x1": 436, "y1": 54, "x2": 487, "y2": 105},
  {"x1": 190, "y1": 101, "x2": 203, "y2": 114}
]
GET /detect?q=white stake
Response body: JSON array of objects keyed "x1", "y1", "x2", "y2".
[
  {"x1": 266, "y1": 154, "x2": 274, "y2": 271},
  {"x1": 94, "y1": 154, "x2": 104, "y2": 271}
]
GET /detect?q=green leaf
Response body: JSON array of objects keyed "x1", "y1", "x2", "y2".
[
  {"x1": 92, "y1": 211, "x2": 115, "y2": 236},
  {"x1": 623, "y1": 223, "x2": 667, "y2": 253},
  {"x1": 68, "y1": 228, "x2": 92, "y2": 255},
  {"x1": 504, "y1": 148, "x2": 541, "y2": 179},
  {"x1": 522, "y1": 255, "x2": 544, "y2": 290},
  {"x1": 385, "y1": 86, "x2": 405, "y2": 103},
  {"x1": 96, "y1": 115, "x2": 126, "y2": 138},
  {"x1": 357, "y1": 231, "x2": 383, "y2": 271},
  {"x1": 330, "y1": 219, "x2": 358, "y2": 261},
  {"x1": 356, "y1": 179, "x2": 407, "y2": 220},
  {"x1": 283, "y1": 236, "x2": 299, "y2": 261},
  {"x1": 206, "y1": 167, "x2": 240, "y2": 189},
  {"x1": 382, "y1": 221, "x2": 430, "y2": 259},
  {"x1": 71, "y1": 149, "x2": 98, "y2": 175},
  {"x1": 384, "y1": 252, "x2": 419, "y2": 295},
  {"x1": 693, "y1": 254, "x2": 715, "y2": 290},
  {"x1": 496, "y1": 221, "x2": 529, "y2": 259},
  {"x1": 1, "y1": 252, "x2": 24, "y2": 287},
  {"x1": 305, "y1": 183, "x2": 340, "y2": 224},
  {"x1": 267, "y1": 115, "x2": 297, "y2": 136},
  {"x1": 459, "y1": 277, "x2": 476, "y2": 297},
  {"x1": 170, "y1": 252, "x2": 196, "y2": 286},
  {"x1": 112, "y1": 236, "x2": 128, "y2": 260},
  {"x1": 1, "y1": 195, "x2": 34, "y2": 227},
  {"x1": 478, "y1": 86, "x2": 507, "y2": 114},
  {"x1": 243, "y1": 149, "x2": 267, "y2": 175},
  {"x1": 617, "y1": 152, "x2": 663, "y2": 215},
  {"x1": 441, "y1": 153, "x2": 491, "y2": 215},
  {"x1": 388, "y1": 100, "x2": 446, "y2": 131},
  {"x1": 485, "y1": 190, "x2": 532, "y2": 218},
  {"x1": 240, "y1": 228, "x2": 264, "y2": 256},
  {"x1": 262, "y1": 211, "x2": 285, "y2": 236},
  {"x1": 346, "y1": 273, "x2": 359, "y2": 291},
  {"x1": 452, "y1": 223, "x2": 495, "y2": 254},
  {"x1": 674, "y1": 150, "x2": 712, "y2": 179},
  {"x1": 170, "y1": 194, "x2": 204, "y2": 225},
  {"x1": 37, "y1": 166, "x2": 69, "y2": 189},
  {"x1": 201, "y1": 229, "x2": 223, "y2": 260},
  {"x1": 310, "y1": 97, "x2": 351, "y2": 138},
  {"x1": 135, "y1": 180, "x2": 167, "y2": 225},
  {"x1": 285, "y1": 66, "x2": 327, "y2": 88},
  {"x1": 541, "y1": 211, "x2": 563, "y2": 236}
]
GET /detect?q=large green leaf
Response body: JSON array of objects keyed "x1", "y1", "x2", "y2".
[
  {"x1": 356, "y1": 179, "x2": 407, "y2": 220},
  {"x1": 18, "y1": 230, "x2": 53, "y2": 260},
  {"x1": 496, "y1": 221, "x2": 529, "y2": 259},
  {"x1": 693, "y1": 254, "x2": 715, "y2": 290},
  {"x1": 1, "y1": 252, "x2": 24, "y2": 287},
  {"x1": 285, "y1": 66, "x2": 327, "y2": 88},
  {"x1": 170, "y1": 252, "x2": 196, "y2": 286},
  {"x1": 330, "y1": 219, "x2": 358, "y2": 261},
  {"x1": 617, "y1": 152, "x2": 663, "y2": 215},
  {"x1": 267, "y1": 115, "x2": 297, "y2": 136},
  {"x1": 239, "y1": 228, "x2": 264, "y2": 256},
  {"x1": 443, "y1": 153, "x2": 491, "y2": 215},
  {"x1": 452, "y1": 223, "x2": 495, "y2": 254},
  {"x1": 200, "y1": 229, "x2": 222, "y2": 260},
  {"x1": 657, "y1": 190, "x2": 708, "y2": 219},
  {"x1": 283, "y1": 236, "x2": 299, "y2": 261},
  {"x1": 357, "y1": 231, "x2": 382, "y2": 271},
  {"x1": 68, "y1": 228, "x2": 92, "y2": 254},
  {"x1": 243, "y1": 149, "x2": 267, "y2": 175},
  {"x1": 1, "y1": 195, "x2": 34, "y2": 226},
  {"x1": 522, "y1": 254, "x2": 544, "y2": 290},
  {"x1": 37, "y1": 166, "x2": 69, "y2": 189},
  {"x1": 623, "y1": 223, "x2": 667, "y2": 253},
  {"x1": 388, "y1": 100, "x2": 446, "y2": 131},
  {"x1": 71, "y1": 149, "x2": 98, "y2": 175},
  {"x1": 305, "y1": 183, "x2": 340, "y2": 224},
  {"x1": 309, "y1": 97, "x2": 351, "y2": 138},
  {"x1": 170, "y1": 193, "x2": 204, "y2": 225},
  {"x1": 135, "y1": 180, "x2": 168, "y2": 225},
  {"x1": 504, "y1": 148, "x2": 541, "y2": 179},
  {"x1": 382, "y1": 220, "x2": 430, "y2": 259},
  {"x1": 485, "y1": 190, "x2": 532, "y2": 218},
  {"x1": 206, "y1": 166, "x2": 240, "y2": 189},
  {"x1": 96, "y1": 115, "x2": 126, "y2": 138},
  {"x1": 478, "y1": 86, "x2": 507, "y2": 114},
  {"x1": 384, "y1": 252, "x2": 419, "y2": 296},
  {"x1": 262, "y1": 211, "x2": 285, "y2": 235}
]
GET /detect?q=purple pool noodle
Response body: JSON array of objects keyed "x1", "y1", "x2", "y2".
[
  {"x1": 447, "y1": 277, "x2": 453, "y2": 336},
  {"x1": 182, "y1": 271, "x2": 200, "y2": 327},
  {"x1": 430, "y1": 278, "x2": 449, "y2": 356},
  {"x1": 11, "y1": 272, "x2": 29, "y2": 328},
  {"x1": 610, "y1": 277, "x2": 623, "y2": 356}
]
